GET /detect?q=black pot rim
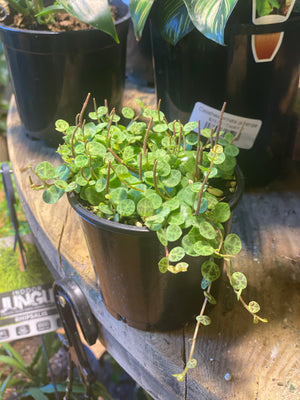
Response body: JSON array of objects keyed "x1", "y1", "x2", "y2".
[
  {"x1": 0, "y1": 3, "x2": 130, "y2": 36},
  {"x1": 68, "y1": 165, "x2": 245, "y2": 236}
]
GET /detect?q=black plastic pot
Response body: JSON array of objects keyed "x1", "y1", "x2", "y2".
[
  {"x1": 68, "y1": 167, "x2": 244, "y2": 332},
  {"x1": 0, "y1": 1, "x2": 130, "y2": 148},
  {"x1": 150, "y1": 9, "x2": 300, "y2": 186},
  {"x1": 126, "y1": 20, "x2": 154, "y2": 87}
]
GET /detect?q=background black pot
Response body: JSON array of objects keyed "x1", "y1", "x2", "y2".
[
  {"x1": 126, "y1": 20, "x2": 154, "y2": 87},
  {"x1": 0, "y1": 2, "x2": 130, "y2": 148},
  {"x1": 68, "y1": 167, "x2": 244, "y2": 332},
  {"x1": 150, "y1": 8, "x2": 300, "y2": 186}
]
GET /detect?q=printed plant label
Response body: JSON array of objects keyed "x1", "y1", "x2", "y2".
[
  {"x1": 0, "y1": 236, "x2": 60, "y2": 342},
  {"x1": 251, "y1": 0, "x2": 296, "y2": 63},
  {"x1": 189, "y1": 102, "x2": 262, "y2": 149}
]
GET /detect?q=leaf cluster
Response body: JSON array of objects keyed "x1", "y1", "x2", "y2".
[
  {"x1": 129, "y1": 0, "x2": 299, "y2": 45},
  {"x1": 0, "y1": 334, "x2": 113, "y2": 399},
  {"x1": 31, "y1": 98, "x2": 241, "y2": 272}
]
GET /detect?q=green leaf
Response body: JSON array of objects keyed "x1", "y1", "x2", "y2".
[
  {"x1": 224, "y1": 233, "x2": 242, "y2": 255},
  {"x1": 129, "y1": 0, "x2": 155, "y2": 40},
  {"x1": 201, "y1": 277, "x2": 210, "y2": 290},
  {"x1": 185, "y1": 133, "x2": 198, "y2": 145},
  {"x1": 199, "y1": 221, "x2": 216, "y2": 240},
  {"x1": 42, "y1": 186, "x2": 64, "y2": 204},
  {"x1": 168, "y1": 262, "x2": 189, "y2": 273},
  {"x1": 157, "y1": 0, "x2": 194, "y2": 45},
  {"x1": 99, "y1": 203, "x2": 114, "y2": 215},
  {"x1": 196, "y1": 315, "x2": 211, "y2": 325},
  {"x1": 145, "y1": 191, "x2": 162, "y2": 209},
  {"x1": 55, "y1": 119, "x2": 69, "y2": 132},
  {"x1": 194, "y1": 241, "x2": 215, "y2": 256},
  {"x1": 210, "y1": 202, "x2": 231, "y2": 223},
  {"x1": 117, "y1": 199, "x2": 135, "y2": 217},
  {"x1": 75, "y1": 155, "x2": 89, "y2": 168},
  {"x1": 87, "y1": 141, "x2": 106, "y2": 156},
  {"x1": 187, "y1": 358, "x2": 197, "y2": 369},
  {"x1": 201, "y1": 260, "x2": 220, "y2": 281},
  {"x1": 137, "y1": 197, "x2": 154, "y2": 217},
  {"x1": 27, "y1": 387, "x2": 49, "y2": 400},
  {"x1": 122, "y1": 107, "x2": 135, "y2": 119},
  {"x1": 184, "y1": 121, "x2": 198, "y2": 132},
  {"x1": 230, "y1": 272, "x2": 247, "y2": 290},
  {"x1": 158, "y1": 257, "x2": 169, "y2": 273},
  {"x1": 153, "y1": 123, "x2": 168, "y2": 133},
  {"x1": 110, "y1": 188, "x2": 127, "y2": 204},
  {"x1": 166, "y1": 224, "x2": 182, "y2": 242},
  {"x1": 157, "y1": 228, "x2": 168, "y2": 246},
  {"x1": 0, "y1": 355, "x2": 34, "y2": 379},
  {"x1": 204, "y1": 291, "x2": 217, "y2": 304},
  {"x1": 35, "y1": 161, "x2": 55, "y2": 181},
  {"x1": 162, "y1": 170, "x2": 182, "y2": 188},
  {"x1": 54, "y1": 180, "x2": 68, "y2": 190},
  {"x1": 168, "y1": 210, "x2": 186, "y2": 225},
  {"x1": 248, "y1": 301, "x2": 260, "y2": 314},
  {"x1": 95, "y1": 177, "x2": 106, "y2": 192},
  {"x1": 183, "y1": 0, "x2": 239, "y2": 45},
  {"x1": 224, "y1": 144, "x2": 239, "y2": 157},
  {"x1": 169, "y1": 246, "x2": 185, "y2": 262},
  {"x1": 57, "y1": 0, "x2": 119, "y2": 42}
]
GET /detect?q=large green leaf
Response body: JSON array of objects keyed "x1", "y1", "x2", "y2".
[
  {"x1": 157, "y1": 0, "x2": 194, "y2": 44},
  {"x1": 183, "y1": 0, "x2": 239, "y2": 45},
  {"x1": 129, "y1": 0, "x2": 155, "y2": 39},
  {"x1": 57, "y1": 0, "x2": 119, "y2": 42}
]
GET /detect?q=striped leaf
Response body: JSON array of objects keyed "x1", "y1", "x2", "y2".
[
  {"x1": 129, "y1": 0, "x2": 155, "y2": 39},
  {"x1": 183, "y1": 0, "x2": 239, "y2": 44}
]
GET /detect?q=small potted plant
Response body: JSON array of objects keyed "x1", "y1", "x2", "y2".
[
  {"x1": 29, "y1": 94, "x2": 267, "y2": 380},
  {"x1": 0, "y1": 0, "x2": 130, "y2": 147}
]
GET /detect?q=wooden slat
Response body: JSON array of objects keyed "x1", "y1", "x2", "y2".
[{"x1": 7, "y1": 86, "x2": 300, "y2": 400}]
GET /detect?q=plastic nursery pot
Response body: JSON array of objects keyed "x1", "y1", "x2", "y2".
[
  {"x1": 68, "y1": 167, "x2": 244, "y2": 332},
  {"x1": 150, "y1": 6, "x2": 300, "y2": 186},
  {"x1": 126, "y1": 20, "x2": 154, "y2": 87},
  {"x1": 0, "y1": 1, "x2": 130, "y2": 148}
]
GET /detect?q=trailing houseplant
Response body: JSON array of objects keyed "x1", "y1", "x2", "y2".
[{"x1": 28, "y1": 94, "x2": 267, "y2": 380}]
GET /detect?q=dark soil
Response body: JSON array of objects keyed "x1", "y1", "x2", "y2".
[{"x1": 1, "y1": 0, "x2": 123, "y2": 32}]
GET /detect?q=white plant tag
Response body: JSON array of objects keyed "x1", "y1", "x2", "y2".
[{"x1": 189, "y1": 102, "x2": 262, "y2": 150}]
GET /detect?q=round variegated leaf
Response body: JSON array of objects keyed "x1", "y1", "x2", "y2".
[
  {"x1": 230, "y1": 272, "x2": 247, "y2": 290},
  {"x1": 201, "y1": 260, "x2": 220, "y2": 282}
]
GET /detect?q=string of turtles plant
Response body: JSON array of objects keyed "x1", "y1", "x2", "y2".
[{"x1": 28, "y1": 94, "x2": 267, "y2": 381}]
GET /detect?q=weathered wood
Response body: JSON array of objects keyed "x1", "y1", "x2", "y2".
[{"x1": 7, "y1": 87, "x2": 300, "y2": 400}]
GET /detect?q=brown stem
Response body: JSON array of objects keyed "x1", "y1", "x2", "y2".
[
  {"x1": 231, "y1": 120, "x2": 246, "y2": 144},
  {"x1": 79, "y1": 93, "x2": 90, "y2": 127},
  {"x1": 195, "y1": 149, "x2": 216, "y2": 215},
  {"x1": 71, "y1": 124, "x2": 80, "y2": 158},
  {"x1": 93, "y1": 97, "x2": 101, "y2": 124},
  {"x1": 139, "y1": 152, "x2": 143, "y2": 181},
  {"x1": 215, "y1": 102, "x2": 226, "y2": 146},
  {"x1": 157, "y1": 99, "x2": 161, "y2": 123},
  {"x1": 105, "y1": 161, "x2": 111, "y2": 194},
  {"x1": 143, "y1": 117, "x2": 153, "y2": 156},
  {"x1": 106, "y1": 108, "x2": 115, "y2": 143},
  {"x1": 107, "y1": 148, "x2": 138, "y2": 174},
  {"x1": 195, "y1": 121, "x2": 201, "y2": 180}
]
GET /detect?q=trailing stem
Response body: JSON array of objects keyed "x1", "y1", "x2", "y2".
[{"x1": 177, "y1": 284, "x2": 212, "y2": 380}]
